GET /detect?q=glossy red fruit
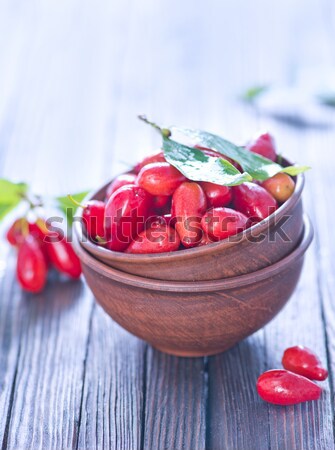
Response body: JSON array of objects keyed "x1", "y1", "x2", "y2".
[
  {"x1": 16, "y1": 235, "x2": 47, "y2": 293},
  {"x1": 246, "y1": 132, "x2": 277, "y2": 161},
  {"x1": 134, "y1": 151, "x2": 166, "y2": 173},
  {"x1": 104, "y1": 185, "x2": 152, "y2": 251},
  {"x1": 105, "y1": 173, "x2": 137, "y2": 200},
  {"x1": 282, "y1": 346, "x2": 328, "y2": 381},
  {"x1": 261, "y1": 173, "x2": 295, "y2": 203},
  {"x1": 137, "y1": 162, "x2": 187, "y2": 196},
  {"x1": 233, "y1": 182, "x2": 277, "y2": 222},
  {"x1": 126, "y1": 225, "x2": 180, "y2": 254},
  {"x1": 201, "y1": 207, "x2": 248, "y2": 240},
  {"x1": 172, "y1": 182, "x2": 207, "y2": 248},
  {"x1": 46, "y1": 235, "x2": 82, "y2": 279},
  {"x1": 199, "y1": 182, "x2": 232, "y2": 208},
  {"x1": 6, "y1": 218, "x2": 29, "y2": 246},
  {"x1": 257, "y1": 370, "x2": 321, "y2": 405},
  {"x1": 82, "y1": 200, "x2": 105, "y2": 241}
]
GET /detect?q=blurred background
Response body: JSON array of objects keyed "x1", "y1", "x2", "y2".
[{"x1": 1, "y1": 0, "x2": 335, "y2": 196}]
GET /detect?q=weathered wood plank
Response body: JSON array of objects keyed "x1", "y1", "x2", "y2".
[
  {"x1": 143, "y1": 349, "x2": 206, "y2": 450},
  {"x1": 77, "y1": 306, "x2": 146, "y2": 450}
]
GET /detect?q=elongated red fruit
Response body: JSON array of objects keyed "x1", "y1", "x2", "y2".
[
  {"x1": 16, "y1": 235, "x2": 47, "y2": 293},
  {"x1": 105, "y1": 173, "x2": 137, "y2": 200},
  {"x1": 137, "y1": 162, "x2": 186, "y2": 196},
  {"x1": 134, "y1": 150, "x2": 166, "y2": 173},
  {"x1": 104, "y1": 185, "x2": 152, "y2": 251},
  {"x1": 126, "y1": 225, "x2": 180, "y2": 254},
  {"x1": 46, "y1": 236, "x2": 82, "y2": 279},
  {"x1": 199, "y1": 182, "x2": 232, "y2": 208},
  {"x1": 82, "y1": 200, "x2": 106, "y2": 241},
  {"x1": 233, "y1": 182, "x2": 277, "y2": 222},
  {"x1": 246, "y1": 132, "x2": 277, "y2": 161},
  {"x1": 201, "y1": 207, "x2": 248, "y2": 240},
  {"x1": 282, "y1": 346, "x2": 328, "y2": 381},
  {"x1": 6, "y1": 218, "x2": 29, "y2": 246},
  {"x1": 172, "y1": 182, "x2": 207, "y2": 248},
  {"x1": 257, "y1": 369, "x2": 321, "y2": 405}
]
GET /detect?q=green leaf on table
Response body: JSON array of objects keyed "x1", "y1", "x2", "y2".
[
  {"x1": 56, "y1": 190, "x2": 89, "y2": 226},
  {"x1": 163, "y1": 137, "x2": 252, "y2": 186},
  {"x1": 0, "y1": 179, "x2": 28, "y2": 221},
  {"x1": 171, "y1": 128, "x2": 310, "y2": 181}
]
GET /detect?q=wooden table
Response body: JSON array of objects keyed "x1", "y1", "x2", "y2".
[{"x1": 1, "y1": 1, "x2": 335, "y2": 448}]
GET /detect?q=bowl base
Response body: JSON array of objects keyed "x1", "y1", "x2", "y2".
[{"x1": 151, "y1": 344, "x2": 232, "y2": 358}]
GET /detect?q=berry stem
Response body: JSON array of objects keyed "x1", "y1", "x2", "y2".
[
  {"x1": 67, "y1": 194, "x2": 85, "y2": 208},
  {"x1": 138, "y1": 115, "x2": 171, "y2": 138}
]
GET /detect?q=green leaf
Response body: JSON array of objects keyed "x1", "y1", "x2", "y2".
[
  {"x1": 163, "y1": 137, "x2": 252, "y2": 186},
  {"x1": 171, "y1": 128, "x2": 310, "y2": 181},
  {"x1": 0, "y1": 179, "x2": 28, "y2": 221},
  {"x1": 241, "y1": 85, "x2": 268, "y2": 102},
  {"x1": 56, "y1": 191, "x2": 90, "y2": 226}
]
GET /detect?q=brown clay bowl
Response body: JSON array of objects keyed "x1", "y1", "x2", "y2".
[
  {"x1": 73, "y1": 214, "x2": 313, "y2": 357},
  {"x1": 74, "y1": 160, "x2": 304, "y2": 281}
]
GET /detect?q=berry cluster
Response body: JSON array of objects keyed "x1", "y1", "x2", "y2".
[{"x1": 83, "y1": 133, "x2": 295, "y2": 253}]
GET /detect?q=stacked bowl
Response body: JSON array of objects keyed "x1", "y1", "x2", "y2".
[{"x1": 73, "y1": 169, "x2": 313, "y2": 357}]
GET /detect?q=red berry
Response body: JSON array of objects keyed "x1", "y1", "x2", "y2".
[
  {"x1": 199, "y1": 182, "x2": 232, "y2": 208},
  {"x1": 125, "y1": 225, "x2": 180, "y2": 254},
  {"x1": 16, "y1": 235, "x2": 47, "y2": 293},
  {"x1": 172, "y1": 182, "x2": 207, "y2": 248},
  {"x1": 105, "y1": 173, "x2": 137, "y2": 200},
  {"x1": 257, "y1": 370, "x2": 321, "y2": 405},
  {"x1": 137, "y1": 162, "x2": 187, "y2": 196},
  {"x1": 46, "y1": 235, "x2": 82, "y2": 279},
  {"x1": 246, "y1": 132, "x2": 277, "y2": 162},
  {"x1": 201, "y1": 207, "x2": 248, "y2": 240},
  {"x1": 104, "y1": 185, "x2": 152, "y2": 251},
  {"x1": 82, "y1": 200, "x2": 105, "y2": 241},
  {"x1": 233, "y1": 182, "x2": 277, "y2": 222},
  {"x1": 134, "y1": 151, "x2": 166, "y2": 173},
  {"x1": 282, "y1": 346, "x2": 328, "y2": 381},
  {"x1": 6, "y1": 218, "x2": 28, "y2": 246},
  {"x1": 261, "y1": 173, "x2": 295, "y2": 203}
]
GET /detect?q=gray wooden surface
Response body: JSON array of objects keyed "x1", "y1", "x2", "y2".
[{"x1": 1, "y1": 0, "x2": 335, "y2": 449}]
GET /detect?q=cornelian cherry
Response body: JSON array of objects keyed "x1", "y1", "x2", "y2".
[
  {"x1": 104, "y1": 185, "x2": 152, "y2": 251},
  {"x1": 233, "y1": 182, "x2": 277, "y2": 222},
  {"x1": 46, "y1": 234, "x2": 82, "y2": 279},
  {"x1": 105, "y1": 173, "x2": 137, "y2": 200},
  {"x1": 261, "y1": 173, "x2": 295, "y2": 203},
  {"x1": 6, "y1": 218, "x2": 28, "y2": 246},
  {"x1": 199, "y1": 182, "x2": 232, "y2": 208},
  {"x1": 201, "y1": 207, "x2": 248, "y2": 240},
  {"x1": 257, "y1": 369, "x2": 321, "y2": 405},
  {"x1": 16, "y1": 235, "x2": 47, "y2": 293},
  {"x1": 282, "y1": 346, "x2": 328, "y2": 381},
  {"x1": 134, "y1": 150, "x2": 166, "y2": 173},
  {"x1": 82, "y1": 200, "x2": 105, "y2": 241},
  {"x1": 172, "y1": 182, "x2": 207, "y2": 248},
  {"x1": 246, "y1": 132, "x2": 277, "y2": 161},
  {"x1": 137, "y1": 162, "x2": 186, "y2": 196},
  {"x1": 126, "y1": 225, "x2": 180, "y2": 254}
]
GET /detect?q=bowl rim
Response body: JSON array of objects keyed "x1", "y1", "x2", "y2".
[
  {"x1": 74, "y1": 214, "x2": 313, "y2": 293},
  {"x1": 74, "y1": 158, "x2": 304, "y2": 263}
]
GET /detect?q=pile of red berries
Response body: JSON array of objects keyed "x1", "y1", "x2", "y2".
[
  {"x1": 82, "y1": 133, "x2": 296, "y2": 253},
  {"x1": 257, "y1": 345, "x2": 328, "y2": 405},
  {"x1": 6, "y1": 218, "x2": 81, "y2": 293}
]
